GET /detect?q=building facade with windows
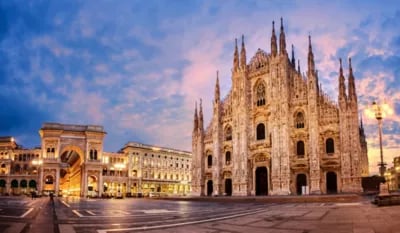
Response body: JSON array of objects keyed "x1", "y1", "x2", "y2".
[
  {"x1": 0, "y1": 123, "x2": 191, "y2": 197},
  {"x1": 192, "y1": 19, "x2": 369, "y2": 196},
  {"x1": 384, "y1": 156, "x2": 400, "y2": 191}
]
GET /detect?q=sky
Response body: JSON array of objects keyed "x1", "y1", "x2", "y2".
[{"x1": 1, "y1": 0, "x2": 399, "y2": 175}]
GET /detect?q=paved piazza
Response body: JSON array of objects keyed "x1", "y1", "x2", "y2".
[{"x1": 1, "y1": 196, "x2": 400, "y2": 233}]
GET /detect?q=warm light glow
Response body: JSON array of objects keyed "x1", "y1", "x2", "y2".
[
  {"x1": 365, "y1": 101, "x2": 394, "y2": 120},
  {"x1": 32, "y1": 159, "x2": 43, "y2": 165},
  {"x1": 114, "y1": 163, "x2": 126, "y2": 169},
  {"x1": 364, "y1": 108, "x2": 375, "y2": 119}
]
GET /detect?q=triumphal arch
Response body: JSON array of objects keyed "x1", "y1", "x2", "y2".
[{"x1": 39, "y1": 123, "x2": 106, "y2": 197}]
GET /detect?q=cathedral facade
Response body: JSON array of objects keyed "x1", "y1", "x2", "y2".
[{"x1": 191, "y1": 19, "x2": 369, "y2": 196}]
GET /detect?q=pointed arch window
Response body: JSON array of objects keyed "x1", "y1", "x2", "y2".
[
  {"x1": 207, "y1": 155, "x2": 212, "y2": 168},
  {"x1": 225, "y1": 126, "x2": 232, "y2": 141},
  {"x1": 295, "y1": 112, "x2": 305, "y2": 128},
  {"x1": 225, "y1": 151, "x2": 231, "y2": 165},
  {"x1": 326, "y1": 138, "x2": 335, "y2": 154},
  {"x1": 255, "y1": 82, "x2": 266, "y2": 106},
  {"x1": 256, "y1": 123, "x2": 266, "y2": 140},
  {"x1": 297, "y1": 141, "x2": 305, "y2": 158}
]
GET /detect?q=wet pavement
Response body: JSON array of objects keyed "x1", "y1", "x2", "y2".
[{"x1": 0, "y1": 195, "x2": 399, "y2": 233}]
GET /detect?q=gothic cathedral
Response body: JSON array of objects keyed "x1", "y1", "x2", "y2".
[{"x1": 191, "y1": 19, "x2": 369, "y2": 196}]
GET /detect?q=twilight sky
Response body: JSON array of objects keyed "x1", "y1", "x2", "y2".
[{"x1": 1, "y1": 0, "x2": 399, "y2": 175}]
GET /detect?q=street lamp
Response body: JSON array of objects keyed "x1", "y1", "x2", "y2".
[
  {"x1": 372, "y1": 101, "x2": 387, "y2": 177},
  {"x1": 32, "y1": 159, "x2": 43, "y2": 193}
]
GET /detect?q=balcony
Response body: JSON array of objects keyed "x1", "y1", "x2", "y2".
[{"x1": 290, "y1": 156, "x2": 309, "y2": 170}]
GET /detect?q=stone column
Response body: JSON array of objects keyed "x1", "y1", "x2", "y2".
[
  {"x1": 55, "y1": 167, "x2": 60, "y2": 195},
  {"x1": 83, "y1": 168, "x2": 88, "y2": 197},
  {"x1": 39, "y1": 166, "x2": 44, "y2": 194},
  {"x1": 98, "y1": 170, "x2": 103, "y2": 197}
]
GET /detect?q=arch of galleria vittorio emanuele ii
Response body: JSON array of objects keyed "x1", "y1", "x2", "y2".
[
  {"x1": 0, "y1": 123, "x2": 191, "y2": 197},
  {"x1": 191, "y1": 19, "x2": 369, "y2": 196}
]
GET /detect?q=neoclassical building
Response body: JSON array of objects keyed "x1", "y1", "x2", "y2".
[
  {"x1": 192, "y1": 19, "x2": 369, "y2": 196},
  {"x1": 0, "y1": 123, "x2": 191, "y2": 197}
]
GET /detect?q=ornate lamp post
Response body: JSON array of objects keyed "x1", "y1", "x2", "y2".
[{"x1": 372, "y1": 101, "x2": 387, "y2": 177}]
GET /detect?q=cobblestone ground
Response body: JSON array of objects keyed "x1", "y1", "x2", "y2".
[
  {"x1": 2, "y1": 195, "x2": 400, "y2": 233},
  {"x1": 132, "y1": 203, "x2": 400, "y2": 233}
]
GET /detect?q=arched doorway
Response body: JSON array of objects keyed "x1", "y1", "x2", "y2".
[
  {"x1": 225, "y1": 179, "x2": 232, "y2": 196},
  {"x1": 88, "y1": 176, "x2": 98, "y2": 197},
  {"x1": 326, "y1": 172, "x2": 338, "y2": 194},
  {"x1": 0, "y1": 179, "x2": 6, "y2": 194},
  {"x1": 255, "y1": 167, "x2": 268, "y2": 195},
  {"x1": 29, "y1": 180, "x2": 37, "y2": 190},
  {"x1": 44, "y1": 175, "x2": 55, "y2": 194},
  {"x1": 60, "y1": 149, "x2": 83, "y2": 196},
  {"x1": 207, "y1": 180, "x2": 213, "y2": 196},
  {"x1": 11, "y1": 179, "x2": 18, "y2": 194},
  {"x1": 296, "y1": 174, "x2": 307, "y2": 195},
  {"x1": 20, "y1": 179, "x2": 27, "y2": 193}
]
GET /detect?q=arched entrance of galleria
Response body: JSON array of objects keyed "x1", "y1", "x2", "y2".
[
  {"x1": 39, "y1": 123, "x2": 106, "y2": 197},
  {"x1": 58, "y1": 148, "x2": 83, "y2": 196}
]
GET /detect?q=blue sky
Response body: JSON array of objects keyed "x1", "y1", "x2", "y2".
[{"x1": 1, "y1": 0, "x2": 399, "y2": 175}]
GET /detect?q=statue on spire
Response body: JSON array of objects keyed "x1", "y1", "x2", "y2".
[
  {"x1": 271, "y1": 21, "x2": 277, "y2": 57},
  {"x1": 279, "y1": 18, "x2": 286, "y2": 55},
  {"x1": 338, "y1": 58, "x2": 347, "y2": 106},
  {"x1": 348, "y1": 57, "x2": 357, "y2": 102},
  {"x1": 307, "y1": 35, "x2": 315, "y2": 75},
  {"x1": 193, "y1": 102, "x2": 198, "y2": 132},
  {"x1": 240, "y1": 35, "x2": 246, "y2": 69},
  {"x1": 291, "y1": 44, "x2": 295, "y2": 67},
  {"x1": 214, "y1": 71, "x2": 220, "y2": 103},
  {"x1": 233, "y1": 38, "x2": 239, "y2": 71}
]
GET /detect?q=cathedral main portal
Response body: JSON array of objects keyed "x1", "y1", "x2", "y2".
[{"x1": 255, "y1": 167, "x2": 268, "y2": 195}]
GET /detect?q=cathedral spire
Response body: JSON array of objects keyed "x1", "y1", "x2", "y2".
[
  {"x1": 291, "y1": 44, "x2": 295, "y2": 67},
  {"x1": 233, "y1": 38, "x2": 239, "y2": 71},
  {"x1": 193, "y1": 102, "x2": 198, "y2": 132},
  {"x1": 271, "y1": 21, "x2": 277, "y2": 57},
  {"x1": 338, "y1": 58, "x2": 347, "y2": 106},
  {"x1": 214, "y1": 71, "x2": 220, "y2": 103},
  {"x1": 307, "y1": 35, "x2": 315, "y2": 75},
  {"x1": 279, "y1": 17, "x2": 287, "y2": 55},
  {"x1": 297, "y1": 59, "x2": 301, "y2": 73},
  {"x1": 348, "y1": 57, "x2": 357, "y2": 102},
  {"x1": 359, "y1": 115, "x2": 366, "y2": 138},
  {"x1": 360, "y1": 115, "x2": 364, "y2": 130},
  {"x1": 240, "y1": 35, "x2": 246, "y2": 69},
  {"x1": 199, "y1": 99, "x2": 204, "y2": 130}
]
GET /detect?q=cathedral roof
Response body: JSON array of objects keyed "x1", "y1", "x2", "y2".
[{"x1": 249, "y1": 48, "x2": 269, "y2": 70}]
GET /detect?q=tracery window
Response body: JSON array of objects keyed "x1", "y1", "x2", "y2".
[
  {"x1": 326, "y1": 138, "x2": 335, "y2": 154},
  {"x1": 255, "y1": 82, "x2": 266, "y2": 106},
  {"x1": 256, "y1": 123, "x2": 266, "y2": 140},
  {"x1": 225, "y1": 126, "x2": 232, "y2": 141},
  {"x1": 295, "y1": 112, "x2": 305, "y2": 128},
  {"x1": 297, "y1": 141, "x2": 305, "y2": 158}
]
